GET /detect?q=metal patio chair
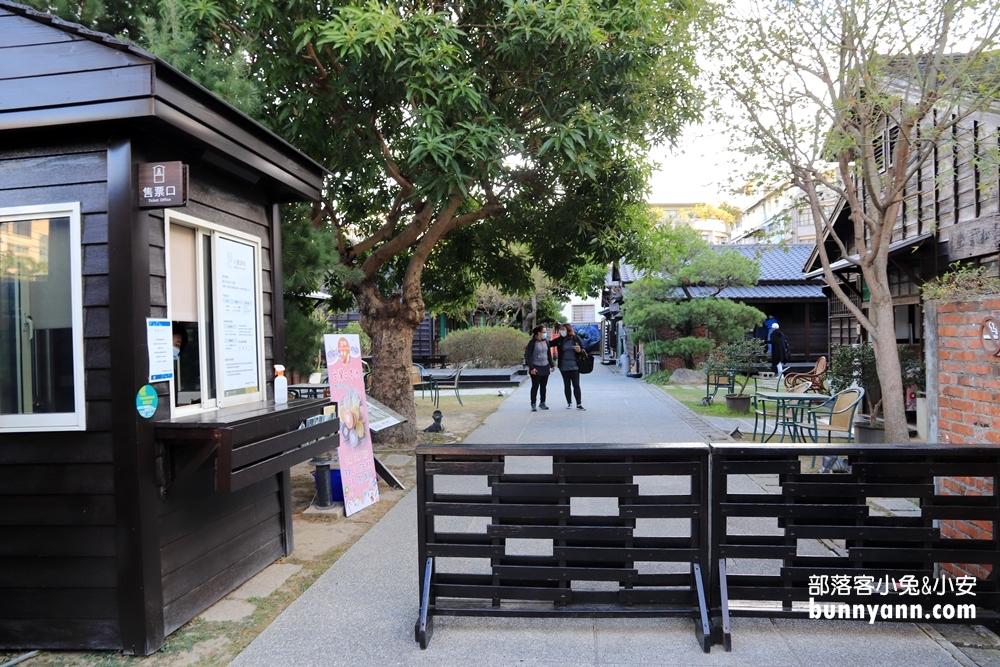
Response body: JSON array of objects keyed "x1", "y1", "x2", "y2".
[
  {"x1": 437, "y1": 364, "x2": 467, "y2": 406},
  {"x1": 798, "y1": 388, "x2": 865, "y2": 443}
]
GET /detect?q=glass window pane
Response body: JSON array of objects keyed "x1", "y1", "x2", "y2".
[
  {"x1": 169, "y1": 224, "x2": 198, "y2": 322},
  {"x1": 0, "y1": 217, "x2": 75, "y2": 415},
  {"x1": 173, "y1": 320, "x2": 203, "y2": 406}
]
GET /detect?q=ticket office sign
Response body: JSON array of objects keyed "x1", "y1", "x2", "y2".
[{"x1": 138, "y1": 162, "x2": 188, "y2": 208}]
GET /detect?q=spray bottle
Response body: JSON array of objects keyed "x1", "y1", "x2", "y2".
[{"x1": 274, "y1": 364, "x2": 288, "y2": 404}]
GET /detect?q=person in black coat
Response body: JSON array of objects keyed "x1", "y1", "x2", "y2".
[
  {"x1": 550, "y1": 322, "x2": 587, "y2": 410},
  {"x1": 769, "y1": 323, "x2": 791, "y2": 374},
  {"x1": 524, "y1": 325, "x2": 554, "y2": 411}
]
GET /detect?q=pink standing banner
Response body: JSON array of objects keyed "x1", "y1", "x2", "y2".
[{"x1": 324, "y1": 334, "x2": 379, "y2": 516}]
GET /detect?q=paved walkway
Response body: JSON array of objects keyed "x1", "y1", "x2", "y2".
[{"x1": 230, "y1": 364, "x2": 988, "y2": 666}]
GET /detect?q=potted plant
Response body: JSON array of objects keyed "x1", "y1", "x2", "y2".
[
  {"x1": 898, "y1": 345, "x2": 926, "y2": 440},
  {"x1": 826, "y1": 344, "x2": 881, "y2": 441},
  {"x1": 827, "y1": 343, "x2": 922, "y2": 443},
  {"x1": 706, "y1": 338, "x2": 766, "y2": 414}
]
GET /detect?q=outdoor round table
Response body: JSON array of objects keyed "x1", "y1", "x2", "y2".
[{"x1": 754, "y1": 391, "x2": 831, "y2": 442}]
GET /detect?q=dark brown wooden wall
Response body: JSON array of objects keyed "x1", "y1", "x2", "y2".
[
  {"x1": 0, "y1": 139, "x2": 290, "y2": 651},
  {"x1": 157, "y1": 456, "x2": 284, "y2": 634},
  {"x1": 0, "y1": 140, "x2": 121, "y2": 649},
  {"x1": 885, "y1": 112, "x2": 1000, "y2": 265},
  {"x1": 145, "y1": 161, "x2": 286, "y2": 635}
]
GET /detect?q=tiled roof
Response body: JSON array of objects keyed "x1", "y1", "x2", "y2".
[
  {"x1": 719, "y1": 244, "x2": 816, "y2": 282},
  {"x1": 690, "y1": 284, "x2": 826, "y2": 299},
  {"x1": 608, "y1": 244, "x2": 818, "y2": 287}
]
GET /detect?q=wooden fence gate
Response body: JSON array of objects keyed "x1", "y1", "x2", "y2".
[{"x1": 414, "y1": 443, "x2": 712, "y2": 650}]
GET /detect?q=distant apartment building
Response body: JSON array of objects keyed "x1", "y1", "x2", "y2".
[
  {"x1": 730, "y1": 186, "x2": 831, "y2": 244},
  {"x1": 649, "y1": 202, "x2": 733, "y2": 244}
]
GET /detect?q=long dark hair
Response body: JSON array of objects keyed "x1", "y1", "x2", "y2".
[
  {"x1": 561, "y1": 323, "x2": 575, "y2": 337},
  {"x1": 531, "y1": 325, "x2": 545, "y2": 336}
]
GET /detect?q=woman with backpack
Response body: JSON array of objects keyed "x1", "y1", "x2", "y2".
[{"x1": 550, "y1": 322, "x2": 588, "y2": 410}]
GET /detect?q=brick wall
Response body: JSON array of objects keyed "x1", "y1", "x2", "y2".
[
  {"x1": 934, "y1": 296, "x2": 1000, "y2": 443},
  {"x1": 930, "y1": 295, "x2": 1000, "y2": 578}
]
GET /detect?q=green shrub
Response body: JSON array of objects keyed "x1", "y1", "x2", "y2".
[
  {"x1": 922, "y1": 263, "x2": 1000, "y2": 301},
  {"x1": 644, "y1": 370, "x2": 673, "y2": 385},
  {"x1": 440, "y1": 326, "x2": 527, "y2": 368}
]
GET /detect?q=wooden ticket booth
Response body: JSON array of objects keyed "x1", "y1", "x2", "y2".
[{"x1": 0, "y1": 2, "x2": 337, "y2": 655}]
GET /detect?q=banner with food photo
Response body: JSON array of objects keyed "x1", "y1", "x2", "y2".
[{"x1": 323, "y1": 334, "x2": 380, "y2": 516}]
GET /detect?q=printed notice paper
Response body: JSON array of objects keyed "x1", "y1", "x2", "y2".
[
  {"x1": 217, "y1": 237, "x2": 259, "y2": 396},
  {"x1": 146, "y1": 318, "x2": 174, "y2": 382}
]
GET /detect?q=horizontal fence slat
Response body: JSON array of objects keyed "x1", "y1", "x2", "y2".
[
  {"x1": 553, "y1": 462, "x2": 701, "y2": 476},
  {"x1": 719, "y1": 460, "x2": 800, "y2": 474},
  {"x1": 852, "y1": 461, "x2": 1000, "y2": 476},
  {"x1": 849, "y1": 547, "x2": 1000, "y2": 564},
  {"x1": 782, "y1": 482, "x2": 936, "y2": 497},
  {"x1": 719, "y1": 545, "x2": 797, "y2": 559},
  {"x1": 424, "y1": 461, "x2": 504, "y2": 475},
  {"x1": 489, "y1": 483, "x2": 638, "y2": 498},
  {"x1": 486, "y1": 524, "x2": 632, "y2": 539},
  {"x1": 922, "y1": 506, "x2": 1000, "y2": 520},
  {"x1": 721, "y1": 503, "x2": 869, "y2": 518},
  {"x1": 426, "y1": 544, "x2": 505, "y2": 558},
  {"x1": 786, "y1": 525, "x2": 940, "y2": 541},
  {"x1": 554, "y1": 546, "x2": 699, "y2": 562},
  {"x1": 621, "y1": 504, "x2": 701, "y2": 518},
  {"x1": 427, "y1": 503, "x2": 569, "y2": 519},
  {"x1": 493, "y1": 565, "x2": 638, "y2": 582},
  {"x1": 434, "y1": 583, "x2": 567, "y2": 601}
]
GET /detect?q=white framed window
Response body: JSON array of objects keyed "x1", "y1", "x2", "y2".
[
  {"x1": 0, "y1": 203, "x2": 86, "y2": 431},
  {"x1": 165, "y1": 210, "x2": 265, "y2": 416},
  {"x1": 572, "y1": 304, "x2": 594, "y2": 323}
]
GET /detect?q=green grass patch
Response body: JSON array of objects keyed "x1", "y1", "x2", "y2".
[{"x1": 658, "y1": 385, "x2": 756, "y2": 417}]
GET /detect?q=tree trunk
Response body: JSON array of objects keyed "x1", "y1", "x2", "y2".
[
  {"x1": 523, "y1": 293, "x2": 537, "y2": 333},
  {"x1": 355, "y1": 282, "x2": 423, "y2": 445},
  {"x1": 866, "y1": 269, "x2": 910, "y2": 443}
]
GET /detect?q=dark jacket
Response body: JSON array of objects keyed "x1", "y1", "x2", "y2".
[
  {"x1": 524, "y1": 337, "x2": 554, "y2": 375},
  {"x1": 770, "y1": 329, "x2": 791, "y2": 366},
  {"x1": 551, "y1": 334, "x2": 585, "y2": 371}
]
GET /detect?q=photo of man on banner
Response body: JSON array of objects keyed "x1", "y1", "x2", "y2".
[{"x1": 324, "y1": 334, "x2": 380, "y2": 516}]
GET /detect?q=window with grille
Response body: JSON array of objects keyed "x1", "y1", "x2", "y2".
[{"x1": 572, "y1": 304, "x2": 594, "y2": 323}]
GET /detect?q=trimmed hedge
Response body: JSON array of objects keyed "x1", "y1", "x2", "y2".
[{"x1": 439, "y1": 326, "x2": 528, "y2": 368}]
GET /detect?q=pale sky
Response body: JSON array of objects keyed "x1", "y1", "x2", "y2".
[{"x1": 646, "y1": 120, "x2": 750, "y2": 207}]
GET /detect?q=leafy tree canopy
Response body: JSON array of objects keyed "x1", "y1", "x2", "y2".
[
  {"x1": 623, "y1": 225, "x2": 764, "y2": 367},
  {"x1": 237, "y1": 0, "x2": 702, "y2": 439},
  {"x1": 230, "y1": 0, "x2": 702, "y2": 308},
  {"x1": 708, "y1": 0, "x2": 1000, "y2": 442},
  {"x1": 25, "y1": 0, "x2": 704, "y2": 441}
]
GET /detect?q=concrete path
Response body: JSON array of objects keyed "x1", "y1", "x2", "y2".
[{"x1": 230, "y1": 364, "x2": 986, "y2": 667}]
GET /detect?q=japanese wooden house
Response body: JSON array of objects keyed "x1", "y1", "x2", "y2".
[
  {"x1": 803, "y1": 104, "x2": 1000, "y2": 349},
  {"x1": 604, "y1": 245, "x2": 828, "y2": 373},
  {"x1": 0, "y1": 2, "x2": 338, "y2": 655}
]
